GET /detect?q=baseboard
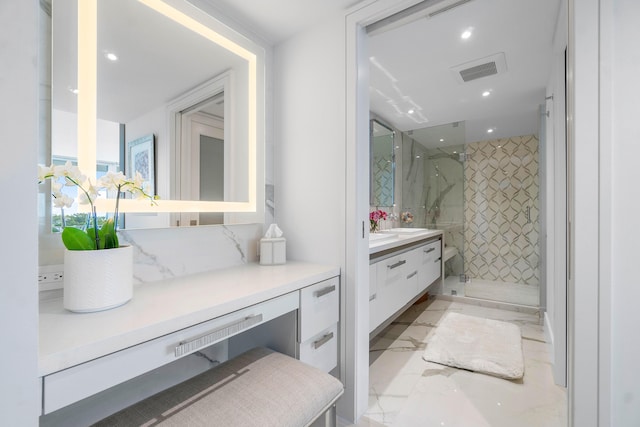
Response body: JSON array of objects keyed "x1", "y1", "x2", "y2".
[{"x1": 543, "y1": 311, "x2": 556, "y2": 374}]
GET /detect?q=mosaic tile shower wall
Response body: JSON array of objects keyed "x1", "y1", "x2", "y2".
[
  {"x1": 464, "y1": 135, "x2": 540, "y2": 286},
  {"x1": 372, "y1": 155, "x2": 394, "y2": 206},
  {"x1": 372, "y1": 133, "x2": 395, "y2": 207}
]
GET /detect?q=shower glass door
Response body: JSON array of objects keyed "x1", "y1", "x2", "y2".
[{"x1": 462, "y1": 135, "x2": 541, "y2": 307}]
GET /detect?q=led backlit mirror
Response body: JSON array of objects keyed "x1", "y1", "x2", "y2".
[{"x1": 51, "y1": 0, "x2": 265, "y2": 227}]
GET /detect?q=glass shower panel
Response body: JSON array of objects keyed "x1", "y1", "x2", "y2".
[
  {"x1": 463, "y1": 135, "x2": 540, "y2": 306},
  {"x1": 423, "y1": 145, "x2": 465, "y2": 280}
]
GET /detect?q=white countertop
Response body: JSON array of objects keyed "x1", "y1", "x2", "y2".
[
  {"x1": 39, "y1": 261, "x2": 340, "y2": 377},
  {"x1": 369, "y1": 228, "x2": 443, "y2": 255}
]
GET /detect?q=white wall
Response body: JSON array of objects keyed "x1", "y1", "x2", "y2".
[
  {"x1": 0, "y1": 0, "x2": 41, "y2": 424},
  {"x1": 607, "y1": 0, "x2": 640, "y2": 424},
  {"x1": 273, "y1": 18, "x2": 346, "y2": 266},
  {"x1": 273, "y1": 10, "x2": 357, "y2": 420}
]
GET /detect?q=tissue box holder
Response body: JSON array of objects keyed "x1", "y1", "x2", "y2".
[{"x1": 260, "y1": 237, "x2": 286, "y2": 265}]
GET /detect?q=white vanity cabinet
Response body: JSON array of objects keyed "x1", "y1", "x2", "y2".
[
  {"x1": 376, "y1": 253, "x2": 411, "y2": 328},
  {"x1": 369, "y1": 235, "x2": 442, "y2": 334},
  {"x1": 298, "y1": 277, "x2": 340, "y2": 373},
  {"x1": 39, "y1": 262, "x2": 340, "y2": 418},
  {"x1": 417, "y1": 239, "x2": 442, "y2": 293},
  {"x1": 369, "y1": 263, "x2": 379, "y2": 330}
]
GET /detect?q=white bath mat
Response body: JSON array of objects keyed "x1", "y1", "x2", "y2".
[{"x1": 422, "y1": 312, "x2": 524, "y2": 380}]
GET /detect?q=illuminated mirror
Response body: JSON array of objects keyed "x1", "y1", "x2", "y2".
[{"x1": 51, "y1": 0, "x2": 265, "y2": 227}]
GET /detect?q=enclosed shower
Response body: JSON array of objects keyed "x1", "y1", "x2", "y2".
[{"x1": 400, "y1": 121, "x2": 540, "y2": 307}]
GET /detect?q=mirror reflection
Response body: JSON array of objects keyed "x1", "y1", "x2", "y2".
[
  {"x1": 49, "y1": 0, "x2": 263, "y2": 229},
  {"x1": 370, "y1": 119, "x2": 396, "y2": 207}
]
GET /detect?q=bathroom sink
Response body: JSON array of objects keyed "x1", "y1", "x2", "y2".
[
  {"x1": 381, "y1": 228, "x2": 430, "y2": 234},
  {"x1": 369, "y1": 233, "x2": 397, "y2": 242}
]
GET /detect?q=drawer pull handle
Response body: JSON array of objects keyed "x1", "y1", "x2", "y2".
[
  {"x1": 314, "y1": 284, "x2": 336, "y2": 298},
  {"x1": 424, "y1": 247, "x2": 436, "y2": 254},
  {"x1": 369, "y1": 293, "x2": 377, "y2": 301},
  {"x1": 174, "y1": 314, "x2": 263, "y2": 358},
  {"x1": 407, "y1": 271, "x2": 417, "y2": 279},
  {"x1": 313, "y1": 332, "x2": 335, "y2": 349},
  {"x1": 388, "y1": 260, "x2": 406, "y2": 269}
]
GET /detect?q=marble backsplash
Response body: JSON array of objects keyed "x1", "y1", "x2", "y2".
[{"x1": 39, "y1": 223, "x2": 264, "y2": 286}]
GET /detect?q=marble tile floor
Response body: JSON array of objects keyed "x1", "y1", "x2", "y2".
[{"x1": 345, "y1": 297, "x2": 567, "y2": 427}]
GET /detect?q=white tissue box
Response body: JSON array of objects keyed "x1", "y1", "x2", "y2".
[{"x1": 260, "y1": 237, "x2": 286, "y2": 265}]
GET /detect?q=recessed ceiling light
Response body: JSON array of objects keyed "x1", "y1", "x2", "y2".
[
  {"x1": 440, "y1": 138, "x2": 444, "y2": 142},
  {"x1": 105, "y1": 52, "x2": 118, "y2": 61},
  {"x1": 461, "y1": 29, "x2": 472, "y2": 39},
  {"x1": 482, "y1": 91, "x2": 491, "y2": 97},
  {"x1": 487, "y1": 128, "x2": 494, "y2": 133},
  {"x1": 408, "y1": 109, "x2": 415, "y2": 114}
]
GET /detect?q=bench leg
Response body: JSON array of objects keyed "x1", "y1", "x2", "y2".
[{"x1": 309, "y1": 404, "x2": 336, "y2": 427}]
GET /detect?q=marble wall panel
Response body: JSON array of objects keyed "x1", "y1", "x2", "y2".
[{"x1": 463, "y1": 135, "x2": 540, "y2": 286}]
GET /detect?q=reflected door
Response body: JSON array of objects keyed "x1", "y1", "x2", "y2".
[{"x1": 179, "y1": 112, "x2": 224, "y2": 225}]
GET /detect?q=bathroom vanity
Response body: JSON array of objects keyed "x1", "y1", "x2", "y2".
[
  {"x1": 369, "y1": 229, "x2": 443, "y2": 336},
  {"x1": 38, "y1": 261, "x2": 340, "y2": 419}
]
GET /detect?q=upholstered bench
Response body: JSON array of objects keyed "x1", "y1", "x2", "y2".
[{"x1": 92, "y1": 347, "x2": 344, "y2": 426}]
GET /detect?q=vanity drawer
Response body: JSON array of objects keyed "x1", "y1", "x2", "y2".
[
  {"x1": 419, "y1": 239, "x2": 442, "y2": 290},
  {"x1": 42, "y1": 291, "x2": 299, "y2": 414},
  {"x1": 298, "y1": 277, "x2": 339, "y2": 343},
  {"x1": 299, "y1": 323, "x2": 338, "y2": 373},
  {"x1": 423, "y1": 239, "x2": 441, "y2": 259}
]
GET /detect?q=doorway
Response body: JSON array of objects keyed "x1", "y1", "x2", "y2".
[{"x1": 358, "y1": 2, "x2": 567, "y2": 418}]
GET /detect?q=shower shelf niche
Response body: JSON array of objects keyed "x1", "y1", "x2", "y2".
[{"x1": 443, "y1": 246, "x2": 458, "y2": 263}]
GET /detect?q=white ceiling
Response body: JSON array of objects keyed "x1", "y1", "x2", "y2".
[
  {"x1": 210, "y1": 0, "x2": 561, "y2": 146},
  {"x1": 199, "y1": 0, "x2": 361, "y2": 44},
  {"x1": 368, "y1": 0, "x2": 561, "y2": 146},
  {"x1": 53, "y1": 0, "x2": 561, "y2": 147},
  {"x1": 53, "y1": 0, "x2": 242, "y2": 123}
]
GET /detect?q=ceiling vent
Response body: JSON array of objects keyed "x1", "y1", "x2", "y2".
[{"x1": 450, "y1": 52, "x2": 507, "y2": 84}]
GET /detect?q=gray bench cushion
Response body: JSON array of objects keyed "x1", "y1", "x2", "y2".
[{"x1": 92, "y1": 347, "x2": 344, "y2": 426}]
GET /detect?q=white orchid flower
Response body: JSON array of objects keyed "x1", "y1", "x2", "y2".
[
  {"x1": 51, "y1": 181, "x2": 63, "y2": 196},
  {"x1": 38, "y1": 162, "x2": 156, "y2": 251},
  {"x1": 54, "y1": 161, "x2": 86, "y2": 184},
  {"x1": 99, "y1": 171, "x2": 127, "y2": 191},
  {"x1": 38, "y1": 164, "x2": 54, "y2": 182},
  {"x1": 52, "y1": 193, "x2": 74, "y2": 209},
  {"x1": 77, "y1": 179, "x2": 99, "y2": 205}
]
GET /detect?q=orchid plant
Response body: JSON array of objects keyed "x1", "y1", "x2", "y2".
[
  {"x1": 369, "y1": 209, "x2": 388, "y2": 233},
  {"x1": 38, "y1": 161, "x2": 156, "y2": 250}
]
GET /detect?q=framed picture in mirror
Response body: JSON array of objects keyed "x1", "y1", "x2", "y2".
[{"x1": 126, "y1": 134, "x2": 156, "y2": 197}]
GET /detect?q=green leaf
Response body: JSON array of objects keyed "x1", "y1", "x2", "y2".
[
  {"x1": 101, "y1": 218, "x2": 119, "y2": 249},
  {"x1": 86, "y1": 227, "x2": 103, "y2": 249},
  {"x1": 61, "y1": 227, "x2": 95, "y2": 250}
]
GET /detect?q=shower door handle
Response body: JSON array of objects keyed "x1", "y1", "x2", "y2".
[{"x1": 525, "y1": 206, "x2": 532, "y2": 224}]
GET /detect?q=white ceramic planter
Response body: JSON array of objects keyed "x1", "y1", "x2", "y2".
[{"x1": 63, "y1": 245, "x2": 133, "y2": 313}]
